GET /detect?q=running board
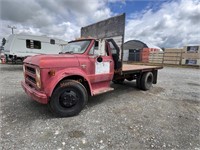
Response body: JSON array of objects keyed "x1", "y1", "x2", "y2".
[{"x1": 92, "y1": 87, "x2": 114, "y2": 96}]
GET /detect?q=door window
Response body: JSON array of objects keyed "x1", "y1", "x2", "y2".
[
  {"x1": 89, "y1": 41, "x2": 99, "y2": 55},
  {"x1": 89, "y1": 40, "x2": 108, "y2": 56}
]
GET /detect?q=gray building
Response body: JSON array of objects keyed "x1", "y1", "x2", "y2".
[{"x1": 123, "y1": 40, "x2": 161, "y2": 61}]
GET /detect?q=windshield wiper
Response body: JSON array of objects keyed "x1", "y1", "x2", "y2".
[
  {"x1": 64, "y1": 51, "x2": 74, "y2": 54},
  {"x1": 59, "y1": 51, "x2": 74, "y2": 54}
]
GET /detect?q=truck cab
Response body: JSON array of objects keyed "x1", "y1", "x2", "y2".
[{"x1": 21, "y1": 38, "x2": 122, "y2": 116}]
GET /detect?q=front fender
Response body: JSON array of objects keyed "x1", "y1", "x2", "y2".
[{"x1": 44, "y1": 68, "x2": 92, "y2": 98}]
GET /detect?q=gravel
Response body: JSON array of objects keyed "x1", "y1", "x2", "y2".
[{"x1": 0, "y1": 64, "x2": 200, "y2": 150}]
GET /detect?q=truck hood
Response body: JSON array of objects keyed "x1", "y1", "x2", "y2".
[{"x1": 24, "y1": 54, "x2": 79, "y2": 68}]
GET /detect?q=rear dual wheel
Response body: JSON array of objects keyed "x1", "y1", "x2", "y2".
[
  {"x1": 49, "y1": 80, "x2": 88, "y2": 117},
  {"x1": 137, "y1": 72, "x2": 154, "y2": 91}
]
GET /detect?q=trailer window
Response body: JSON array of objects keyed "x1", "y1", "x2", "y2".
[
  {"x1": 50, "y1": 39, "x2": 55, "y2": 44},
  {"x1": 26, "y1": 40, "x2": 41, "y2": 49}
]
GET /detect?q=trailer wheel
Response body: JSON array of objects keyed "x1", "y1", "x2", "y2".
[
  {"x1": 49, "y1": 80, "x2": 88, "y2": 117},
  {"x1": 141, "y1": 72, "x2": 153, "y2": 91}
]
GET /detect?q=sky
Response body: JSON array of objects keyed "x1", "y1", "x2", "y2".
[{"x1": 0, "y1": 0, "x2": 200, "y2": 48}]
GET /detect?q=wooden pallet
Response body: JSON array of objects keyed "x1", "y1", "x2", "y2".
[
  {"x1": 164, "y1": 57, "x2": 181, "y2": 61},
  {"x1": 163, "y1": 60, "x2": 180, "y2": 65},
  {"x1": 164, "y1": 53, "x2": 182, "y2": 57},
  {"x1": 165, "y1": 48, "x2": 183, "y2": 53}
]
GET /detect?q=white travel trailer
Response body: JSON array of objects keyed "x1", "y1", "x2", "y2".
[{"x1": 4, "y1": 34, "x2": 68, "y2": 62}]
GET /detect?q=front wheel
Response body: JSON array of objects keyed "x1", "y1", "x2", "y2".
[{"x1": 49, "y1": 80, "x2": 88, "y2": 117}]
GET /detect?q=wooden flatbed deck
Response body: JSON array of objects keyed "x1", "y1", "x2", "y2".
[{"x1": 122, "y1": 64, "x2": 163, "y2": 73}]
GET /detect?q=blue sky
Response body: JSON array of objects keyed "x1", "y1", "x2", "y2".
[
  {"x1": 109, "y1": 0, "x2": 170, "y2": 19},
  {"x1": 109, "y1": 1, "x2": 152, "y2": 14},
  {"x1": 1, "y1": 0, "x2": 200, "y2": 47}
]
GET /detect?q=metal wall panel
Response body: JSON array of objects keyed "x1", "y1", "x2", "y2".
[
  {"x1": 81, "y1": 14, "x2": 125, "y2": 39},
  {"x1": 81, "y1": 13, "x2": 125, "y2": 62}
]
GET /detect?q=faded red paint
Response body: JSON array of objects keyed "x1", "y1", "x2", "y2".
[{"x1": 21, "y1": 39, "x2": 114, "y2": 104}]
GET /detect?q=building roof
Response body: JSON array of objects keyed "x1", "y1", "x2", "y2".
[
  {"x1": 123, "y1": 39, "x2": 162, "y2": 51},
  {"x1": 123, "y1": 40, "x2": 148, "y2": 50}
]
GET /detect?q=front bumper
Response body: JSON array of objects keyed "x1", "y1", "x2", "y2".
[{"x1": 21, "y1": 81, "x2": 48, "y2": 104}]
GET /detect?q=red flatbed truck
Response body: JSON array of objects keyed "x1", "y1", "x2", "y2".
[{"x1": 21, "y1": 14, "x2": 163, "y2": 117}]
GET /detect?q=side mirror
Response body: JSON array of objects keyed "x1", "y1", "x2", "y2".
[{"x1": 97, "y1": 56, "x2": 103, "y2": 62}]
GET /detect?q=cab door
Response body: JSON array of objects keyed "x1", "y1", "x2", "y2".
[{"x1": 87, "y1": 40, "x2": 114, "y2": 83}]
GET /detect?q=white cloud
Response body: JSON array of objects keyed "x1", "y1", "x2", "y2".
[
  {"x1": 125, "y1": 0, "x2": 200, "y2": 48},
  {"x1": 0, "y1": 0, "x2": 199, "y2": 48},
  {"x1": 0, "y1": 0, "x2": 114, "y2": 41}
]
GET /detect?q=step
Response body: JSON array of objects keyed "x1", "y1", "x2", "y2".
[{"x1": 92, "y1": 87, "x2": 114, "y2": 96}]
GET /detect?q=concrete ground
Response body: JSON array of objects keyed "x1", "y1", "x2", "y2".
[{"x1": 0, "y1": 64, "x2": 200, "y2": 150}]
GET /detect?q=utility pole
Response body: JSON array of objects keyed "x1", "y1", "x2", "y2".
[{"x1": 8, "y1": 25, "x2": 17, "y2": 34}]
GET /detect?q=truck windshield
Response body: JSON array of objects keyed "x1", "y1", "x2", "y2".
[{"x1": 62, "y1": 40, "x2": 90, "y2": 54}]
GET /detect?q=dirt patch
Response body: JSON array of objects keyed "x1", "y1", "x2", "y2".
[{"x1": 68, "y1": 130, "x2": 85, "y2": 138}]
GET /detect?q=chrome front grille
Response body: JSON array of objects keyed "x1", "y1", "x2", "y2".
[
  {"x1": 26, "y1": 66, "x2": 36, "y2": 74},
  {"x1": 24, "y1": 64, "x2": 37, "y2": 88},
  {"x1": 27, "y1": 75, "x2": 36, "y2": 84}
]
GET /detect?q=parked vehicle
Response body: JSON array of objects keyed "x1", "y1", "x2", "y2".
[
  {"x1": 4, "y1": 34, "x2": 68, "y2": 63},
  {"x1": 21, "y1": 14, "x2": 163, "y2": 117},
  {"x1": 0, "y1": 53, "x2": 5, "y2": 64},
  {"x1": 0, "y1": 47, "x2": 5, "y2": 64}
]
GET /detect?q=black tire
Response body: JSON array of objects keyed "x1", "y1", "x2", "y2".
[
  {"x1": 49, "y1": 80, "x2": 88, "y2": 117},
  {"x1": 141, "y1": 72, "x2": 154, "y2": 91}
]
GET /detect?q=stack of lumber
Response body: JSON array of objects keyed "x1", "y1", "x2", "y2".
[
  {"x1": 149, "y1": 51, "x2": 164, "y2": 63},
  {"x1": 141, "y1": 48, "x2": 150, "y2": 63},
  {"x1": 163, "y1": 48, "x2": 183, "y2": 65}
]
